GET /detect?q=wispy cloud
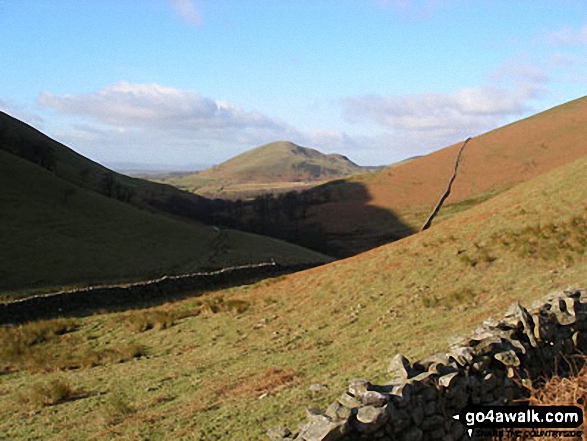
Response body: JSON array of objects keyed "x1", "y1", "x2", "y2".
[
  {"x1": 37, "y1": 81, "x2": 299, "y2": 146},
  {"x1": 34, "y1": 82, "x2": 381, "y2": 164},
  {"x1": 0, "y1": 98, "x2": 45, "y2": 128},
  {"x1": 548, "y1": 23, "x2": 587, "y2": 46},
  {"x1": 341, "y1": 73, "x2": 544, "y2": 154},
  {"x1": 170, "y1": 0, "x2": 202, "y2": 27}
]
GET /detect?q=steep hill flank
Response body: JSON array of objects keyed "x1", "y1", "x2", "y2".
[
  {"x1": 216, "y1": 97, "x2": 587, "y2": 257},
  {"x1": 339, "y1": 96, "x2": 587, "y2": 229},
  {"x1": 158, "y1": 141, "x2": 378, "y2": 199},
  {"x1": 0, "y1": 111, "x2": 214, "y2": 221},
  {"x1": 0, "y1": 133, "x2": 331, "y2": 300},
  {"x1": 2, "y1": 149, "x2": 586, "y2": 439}
]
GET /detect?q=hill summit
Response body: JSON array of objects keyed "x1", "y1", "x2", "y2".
[
  {"x1": 158, "y1": 141, "x2": 377, "y2": 199},
  {"x1": 199, "y1": 141, "x2": 368, "y2": 183}
]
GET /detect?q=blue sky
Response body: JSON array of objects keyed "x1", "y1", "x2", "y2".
[{"x1": 1, "y1": 0, "x2": 586, "y2": 169}]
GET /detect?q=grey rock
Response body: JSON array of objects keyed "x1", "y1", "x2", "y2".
[
  {"x1": 387, "y1": 354, "x2": 412, "y2": 383},
  {"x1": 298, "y1": 416, "x2": 347, "y2": 441},
  {"x1": 309, "y1": 383, "x2": 328, "y2": 393},
  {"x1": 325, "y1": 402, "x2": 351, "y2": 422},
  {"x1": 494, "y1": 350, "x2": 520, "y2": 367},
  {"x1": 401, "y1": 426, "x2": 423, "y2": 441},
  {"x1": 356, "y1": 405, "x2": 388, "y2": 428},
  {"x1": 337, "y1": 392, "x2": 361, "y2": 409},
  {"x1": 407, "y1": 370, "x2": 436, "y2": 384},
  {"x1": 348, "y1": 378, "x2": 371, "y2": 398},
  {"x1": 361, "y1": 391, "x2": 389, "y2": 407},
  {"x1": 438, "y1": 372, "x2": 459, "y2": 388}
]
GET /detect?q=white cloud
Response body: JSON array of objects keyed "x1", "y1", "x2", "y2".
[
  {"x1": 37, "y1": 81, "x2": 299, "y2": 146},
  {"x1": 548, "y1": 24, "x2": 587, "y2": 46},
  {"x1": 343, "y1": 85, "x2": 537, "y2": 132},
  {"x1": 0, "y1": 98, "x2": 45, "y2": 128},
  {"x1": 170, "y1": 0, "x2": 202, "y2": 27},
  {"x1": 341, "y1": 77, "x2": 546, "y2": 158}
]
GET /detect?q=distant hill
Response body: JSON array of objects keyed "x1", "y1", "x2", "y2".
[
  {"x1": 207, "y1": 97, "x2": 587, "y2": 257},
  {"x1": 199, "y1": 141, "x2": 371, "y2": 182},
  {"x1": 157, "y1": 141, "x2": 380, "y2": 199},
  {"x1": 0, "y1": 113, "x2": 332, "y2": 299}
]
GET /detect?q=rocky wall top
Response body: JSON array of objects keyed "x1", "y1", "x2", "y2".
[{"x1": 271, "y1": 288, "x2": 587, "y2": 441}]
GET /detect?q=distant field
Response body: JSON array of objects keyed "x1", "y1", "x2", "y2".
[{"x1": 1, "y1": 154, "x2": 586, "y2": 440}]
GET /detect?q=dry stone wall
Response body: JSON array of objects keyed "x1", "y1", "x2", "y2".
[
  {"x1": 0, "y1": 262, "x2": 315, "y2": 324},
  {"x1": 272, "y1": 288, "x2": 587, "y2": 441}
]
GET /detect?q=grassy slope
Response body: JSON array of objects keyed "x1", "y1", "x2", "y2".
[
  {"x1": 1, "y1": 153, "x2": 586, "y2": 439},
  {"x1": 0, "y1": 111, "x2": 212, "y2": 221},
  {"x1": 0, "y1": 150, "x2": 331, "y2": 299},
  {"x1": 301, "y1": 96, "x2": 587, "y2": 248},
  {"x1": 158, "y1": 141, "x2": 372, "y2": 198}
]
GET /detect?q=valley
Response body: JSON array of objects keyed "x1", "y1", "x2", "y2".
[{"x1": 1, "y1": 98, "x2": 586, "y2": 440}]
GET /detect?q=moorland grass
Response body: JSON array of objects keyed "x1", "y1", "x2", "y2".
[{"x1": 0, "y1": 157, "x2": 586, "y2": 439}]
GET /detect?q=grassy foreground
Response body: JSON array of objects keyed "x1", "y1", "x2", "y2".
[{"x1": 0, "y1": 155, "x2": 586, "y2": 440}]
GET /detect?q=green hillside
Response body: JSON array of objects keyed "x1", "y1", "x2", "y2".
[
  {"x1": 0, "y1": 111, "x2": 213, "y2": 221},
  {"x1": 158, "y1": 141, "x2": 377, "y2": 199},
  {"x1": 0, "y1": 141, "x2": 331, "y2": 300},
  {"x1": 1, "y1": 151, "x2": 586, "y2": 439}
]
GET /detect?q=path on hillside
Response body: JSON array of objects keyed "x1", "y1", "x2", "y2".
[{"x1": 421, "y1": 137, "x2": 472, "y2": 231}]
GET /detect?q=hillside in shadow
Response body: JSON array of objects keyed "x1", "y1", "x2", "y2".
[{"x1": 207, "y1": 181, "x2": 415, "y2": 258}]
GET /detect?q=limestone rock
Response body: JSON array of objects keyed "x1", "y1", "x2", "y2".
[
  {"x1": 361, "y1": 391, "x2": 388, "y2": 407},
  {"x1": 324, "y1": 401, "x2": 351, "y2": 422},
  {"x1": 348, "y1": 378, "x2": 371, "y2": 398},
  {"x1": 356, "y1": 405, "x2": 388, "y2": 428},
  {"x1": 387, "y1": 353, "x2": 413, "y2": 383},
  {"x1": 298, "y1": 415, "x2": 347, "y2": 441},
  {"x1": 337, "y1": 392, "x2": 361, "y2": 409}
]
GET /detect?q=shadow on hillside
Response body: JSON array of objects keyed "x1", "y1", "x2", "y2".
[{"x1": 206, "y1": 181, "x2": 415, "y2": 258}]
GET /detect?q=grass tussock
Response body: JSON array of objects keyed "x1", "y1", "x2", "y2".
[
  {"x1": 125, "y1": 310, "x2": 176, "y2": 333},
  {"x1": 18, "y1": 378, "x2": 76, "y2": 408},
  {"x1": 496, "y1": 212, "x2": 587, "y2": 264},
  {"x1": 0, "y1": 318, "x2": 77, "y2": 372},
  {"x1": 123, "y1": 297, "x2": 251, "y2": 332},
  {"x1": 457, "y1": 210, "x2": 586, "y2": 269},
  {"x1": 78, "y1": 343, "x2": 147, "y2": 369},
  {"x1": 102, "y1": 390, "x2": 136, "y2": 426},
  {"x1": 0, "y1": 317, "x2": 146, "y2": 372},
  {"x1": 421, "y1": 287, "x2": 476, "y2": 308}
]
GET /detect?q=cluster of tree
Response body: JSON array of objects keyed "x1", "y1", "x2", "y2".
[
  {"x1": 0, "y1": 126, "x2": 56, "y2": 171},
  {"x1": 202, "y1": 188, "x2": 335, "y2": 254}
]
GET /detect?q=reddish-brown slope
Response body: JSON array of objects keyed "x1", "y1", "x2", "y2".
[{"x1": 300, "y1": 96, "x2": 587, "y2": 255}]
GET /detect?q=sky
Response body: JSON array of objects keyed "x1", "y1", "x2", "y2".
[{"x1": 1, "y1": 0, "x2": 587, "y2": 170}]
